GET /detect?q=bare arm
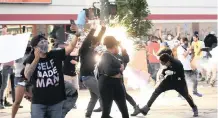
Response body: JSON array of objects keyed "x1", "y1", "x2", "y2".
[
  {"x1": 158, "y1": 26, "x2": 163, "y2": 41},
  {"x1": 65, "y1": 36, "x2": 79, "y2": 55},
  {"x1": 175, "y1": 25, "x2": 180, "y2": 39},
  {"x1": 24, "y1": 58, "x2": 39, "y2": 80}
]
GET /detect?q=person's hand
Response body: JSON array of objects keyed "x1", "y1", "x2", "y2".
[
  {"x1": 34, "y1": 48, "x2": 41, "y2": 60},
  {"x1": 70, "y1": 60, "x2": 78, "y2": 64},
  {"x1": 112, "y1": 73, "x2": 123, "y2": 79},
  {"x1": 70, "y1": 24, "x2": 78, "y2": 32},
  {"x1": 120, "y1": 64, "x2": 125, "y2": 72},
  {"x1": 177, "y1": 25, "x2": 180, "y2": 29},
  {"x1": 165, "y1": 70, "x2": 174, "y2": 75},
  {"x1": 187, "y1": 47, "x2": 192, "y2": 52},
  {"x1": 101, "y1": 21, "x2": 106, "y2": 27},
  {"x1": 158, "y1": 26, "x2": 162, "y2": 31}
]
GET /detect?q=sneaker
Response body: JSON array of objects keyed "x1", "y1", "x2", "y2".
[
  {"x1": 193, "y1": 106, "x2": 198, "y2": 117},
  {"x1": 4, "y1": 100, "x2": 12, "y2": 107},
  {"x1": 93, "y1": 107, "x2": 102, "y2": 112},
  {"x1": 193, "y1": 92, "x2": 203, "y2": 97},
  {"x1": 131, "y1": 105, "x2": 140, "y2": 116},
  {"x1": 140, "y1": 105, "x2": 150, "y2": 116},
  {"x1": 200, "y1": 77, "x2": 205, "y2": 81}
]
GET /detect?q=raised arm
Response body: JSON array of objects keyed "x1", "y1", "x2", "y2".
[
  {"x1": 65, "y1": 36, "x2": 80, "y2": 55},
  {"x1": 96, "y1": 26, "x2": 106, "y2": 42},
  {"x1": 175, "y1": 25, "x2": 180, "y2": 39}
]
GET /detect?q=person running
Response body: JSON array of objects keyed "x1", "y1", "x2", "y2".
[
  {"x1": 24, "y1": 24, "x2": 80, "y2": 118},
  {"x1": 134, "y1": 53, "x2": 198, "y2": 117}
]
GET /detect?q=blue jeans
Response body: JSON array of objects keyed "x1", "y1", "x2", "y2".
[
  {"x1": 62, "y1": 93, "x2": 78, "y2": 118},
  {"x1": 31, "y1": 101, "x2": 64, "y2": 118}
]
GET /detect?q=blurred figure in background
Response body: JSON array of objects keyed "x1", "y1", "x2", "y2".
[
  {"x1": 177, "y1": 37, "x2": 202, "y2": 97},
  {"x1": 146, "y1": 36, "x2": 160, "y2": 84},
  {"x1": 191, "y1": 34, "x2": 206, "y2": 81},
  {"x1": 0, "y1": 61, "x2": 13, "y2": 109},
  {"x1": 79, "y1": 22, "x2": 106, "y2": 118}
]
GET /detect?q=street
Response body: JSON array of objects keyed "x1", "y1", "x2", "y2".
[{"x1": 0, "y1": 82, "x2": 217, "y2": 118}]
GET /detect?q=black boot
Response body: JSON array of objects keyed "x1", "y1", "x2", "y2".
[
  {"x1": 140, "y1": 105, "x2": 150, "y2": 116},
  {"x1": 4, "y1": 97, "x2": 12, "y2": 107},
  {"x1": 0, "y1": 99, "x2": 4, "y2": 109},
  {"x1": 131, "y1": 105, "x2": 140, "y2": 116},
  {"x1": 193, "y1": 106, "x2": 198, "y2": 117},
  {"x1": 93, "y1": 107, "x2": 102, "y2": 112}
]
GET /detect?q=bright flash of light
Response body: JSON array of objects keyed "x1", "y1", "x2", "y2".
[
  {"x1": 94, "y1": 25, "x2": 135, "y2": 57},
  {"x1": 95, "y1": 55, "x2": 102, "y2": 63}
]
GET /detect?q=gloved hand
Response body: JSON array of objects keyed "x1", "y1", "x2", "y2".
[{"x1": 165, "y1": 70, "x2": 174, "y2": 76}]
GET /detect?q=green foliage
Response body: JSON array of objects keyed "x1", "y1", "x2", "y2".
[{"x1": 115, "y1": 0, "x2": 152, "y2": 39}]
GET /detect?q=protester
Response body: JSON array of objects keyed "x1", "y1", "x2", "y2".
[
  {"x1": 118, "y1": 46, "x2": 140, "y2": 116},
  {"x1": 94, "y1": 44, "x2": 140, "y2": 116},
  {"x1": 79, "y1": 22, "x2": 106, "y2": 118},
  {"x1": 0, "y1": 61, "x2": 13, "y2": 109},
  {"x1": 177, "y1": 37, "x2": 202, "y2": 97},
  {"x1": 24, "y1": 24, "x2": 80, "y2": 118},
  {"x1": 98, "y1": 36, "x2": 129, "y2": 118},
  {"x1": 191, "y1": 34, "x2": 206, "y2": 81},
  {"x1": 135, "y1": 53, "x2": 198, "y2": 117},
  {"x1": 11, "y1": 69, "x2": 29, "y2": 118},
  {"x1": 63, "y1": 39, "x2": 81, "y2": 91},
  {"x1": 146, "y1": 37, "x2": 160, "y2": 83},
  {"x1": 11, "y1": 45, "x2": 32, "y2": 116}
]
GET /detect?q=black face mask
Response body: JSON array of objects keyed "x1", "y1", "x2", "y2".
[{"x1": 183, "y1": 43, "x2": 188, "y2": 48}]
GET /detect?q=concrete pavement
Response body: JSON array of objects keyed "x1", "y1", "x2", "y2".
[{"x1": 0, "y1": 82, "x2": 217, "y2": 118}]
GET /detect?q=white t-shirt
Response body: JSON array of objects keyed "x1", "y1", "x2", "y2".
[
  {"x1": 166, "y1": 38, "x2": 180, "y2": 49},
  {"x1": 177, "y1": 45, "x2": 192, "y2": 70}
]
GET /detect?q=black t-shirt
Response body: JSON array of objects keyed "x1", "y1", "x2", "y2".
[
  {"x1": 25, "y1": 49, "x2": 66, "y2": 105},
  {"x1": 63, "y1": 56, "x2": 79, "y2": 76}
]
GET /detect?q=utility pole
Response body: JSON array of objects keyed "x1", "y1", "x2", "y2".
[{"x1": 100, "y1": 0, "x2": 109, "y2": 24}]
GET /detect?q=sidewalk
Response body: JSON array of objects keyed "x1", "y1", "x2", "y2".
[{"x1": 0, "y1": 82, "x2": 217, "y2": 118}]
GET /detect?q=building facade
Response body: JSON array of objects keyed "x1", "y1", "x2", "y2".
[{"x1": 0, "y1": 0, "x2": 217, "y2": 37}]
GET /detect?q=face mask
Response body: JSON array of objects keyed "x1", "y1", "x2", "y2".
[
  {"x1": 37, "y1": 40, "x2": 49, "y2": 53},
  {"x1": 167, "y1": 35, "x2": 172, "y2": 40},
  {"x1": 182, "y1": 43, "x2": 188, "y2": 48}
]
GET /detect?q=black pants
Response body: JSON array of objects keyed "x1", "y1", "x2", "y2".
[
  {"x1": 123, "y1": 85, "x2": 137, "y2": 107},
  {"x1": 10, "y1": 73, "x2": 15, "y2": 102},
  {"x1": 98, "y1": 75, "x2": 129, "y2": 118},
  {"x1": 147, "y1": 77, "x2": 196, "y2": 109},
  {"x1": 0, "y1": 71, "x2": 2, "y2": 88}
]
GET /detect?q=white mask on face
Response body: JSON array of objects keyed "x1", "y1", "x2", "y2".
[{"x1": 167, "y1": 35, "x2": 172, "y2": 40}]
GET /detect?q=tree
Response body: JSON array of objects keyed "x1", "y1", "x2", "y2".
[{"x1": 115, "y1": 0, "x2": 152, "y2": 40}]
